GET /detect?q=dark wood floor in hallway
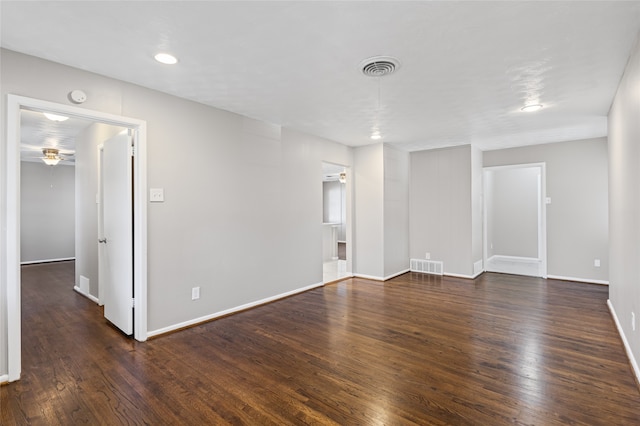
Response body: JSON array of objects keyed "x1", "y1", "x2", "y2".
[{"x1": 2, "y1": 261, "x2": 640, "y2": 425}]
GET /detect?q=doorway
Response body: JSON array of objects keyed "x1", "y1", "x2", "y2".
[
  {"x1": 322, "y1": 162, "x2": 351, "y2": 283},
  {"x1": 483, "y1": 163, "x2": 547, "y2": 278},
  {"x1": 5, "y1": 95, "x2": 148, "y2": 382},
  {"x1": 19, "y1": 150, "x2": 75, "y2": 266}
]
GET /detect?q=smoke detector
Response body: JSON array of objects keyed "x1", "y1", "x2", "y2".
[{"x1": 360, "y1": 56, "x2": 401, "y2": 77}]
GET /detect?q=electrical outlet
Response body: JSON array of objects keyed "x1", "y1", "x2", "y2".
[
  {"x1": 633, "y1": 312, "x2": 636, "y2": 332},
  {"x1": 192, "y1": 287, "x2": 200, "y2": 300},
  {"x1": 594, "y1": 259, "x2": 601, "y2": 267},
  {"x1": 425, "y1": 252, "x2": 431, "y2": 260}
]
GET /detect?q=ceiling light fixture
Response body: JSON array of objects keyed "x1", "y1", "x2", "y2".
[
  {"x1": 521, "y1": 104, "x2": 543, "y2": 112},
  {"x1": 43, "y1": 112, "x2": 69, "y2": 122},
  {"x1": 42, "y1": 148, "x2": 61, "y2": 166},
  {"x1": 154, "y1": 52, "x2": 178, "y2": 65}
]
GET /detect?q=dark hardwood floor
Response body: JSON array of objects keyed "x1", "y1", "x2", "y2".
[{"x1": 2, "y1": 261, "x2": 640, "y2": 425}]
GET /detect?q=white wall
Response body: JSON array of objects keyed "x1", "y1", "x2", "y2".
[
  {"x1": 486, "y1": 167, "x2": 540, "y2": 258},
  {"x1": 20, "y1": 162, "x2": 75, "y2": 263},
  {"x1": 608, "y1": 35, "x2": 640, "y2": 379},
  {"x1": 483, "y1": 138, "x2": 608, "y2": 282},
  {"x1": 75, "y1": 122, "x2": 125, "y2": 298},
  {"x1": 409, "y1": 145, "x2": 475, "y2": 277},
  {"x1": 0, "y1": 49, "x2": 354, "y2": 375},
  {"x1": 383, "y1": 145, "x2": 410, "y2": 278},
  {"x1": 471, "y1": 146, "x2": 483, "y2": 270},
  {"x1": 353, "y1": 144, "x2": 410, "y2": 280},
  {"x1": 354, "y1": 144, "x2": 384, "y2": 278}
]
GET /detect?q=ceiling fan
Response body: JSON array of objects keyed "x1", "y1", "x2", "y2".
[{"x1": 42, "y1": 148, "x2": 74, "y2": 166}]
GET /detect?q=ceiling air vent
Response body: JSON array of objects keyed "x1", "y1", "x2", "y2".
[{"x1": 360, "y1": 56, "x2": 400, "y2": 77}]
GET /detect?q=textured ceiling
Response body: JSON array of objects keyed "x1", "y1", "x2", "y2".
[
  {"x1": 20, "y1": 109, "x2": 93, "y2": 164},
  {"x1": 3, "y1": 1, "x2": 640, "y2": 152}
]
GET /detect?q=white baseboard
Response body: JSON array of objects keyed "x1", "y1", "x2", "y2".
[
  {"x1": 0, "y1": 374, "x2": 8, "y2": 384},
  {"x1": 485, "y1": 255, "x2": 544, "y2": 278},
  {"x1": 148, "y1": 281, "x2": 324, "y2": 338},
  {"x1": 445, "y1": 272, "x2": 481, "y2": 280},
  {"x1": 607, "y1": 300, "x2": 640, "y2": 386},
  {"x1": 323, "y1": 274, "x2": 354, "y2": 285},
  {"x1": 470, "y1": 270, "x2": 484, "y2": 279},
  {"x1": 384, "y1": 268, "x2": 410, "y2": 281},
  {"x1": 21, "y1": 257, "x2": 75, "y2": 265},
  {"x1": 73, "y1": 286, "x2": 100, "y2": 304},
  {"x1": 547, "y1": 274, "x2": 609, "y2": 285},
  {"x1": 352, "y1": 273, "x2": 384, "y2": 281},
  {"x1": 488, "y1": 255, "x2": 540, "y2": 263},
  {"x1": 353, "y1": 269, "x2": 411, "y2": 282}
]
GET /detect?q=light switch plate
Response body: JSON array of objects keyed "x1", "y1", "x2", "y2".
[{"x1": 150, "y1": 188, "x2": 164, "y2": 202}]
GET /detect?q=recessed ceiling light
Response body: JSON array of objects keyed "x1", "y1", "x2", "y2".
[
  {"x1": 371, "y1": 131, "x2": 382, "y2": 140},
  {"x1": 43, "y1": 112, "x2": 69, "y2": 122},
  {"x1": 154, "y1": 53, "x2": 178, "y2": 65},
  {"x1": 521, "y1": 104, "x2": 543, "y2": 112}
]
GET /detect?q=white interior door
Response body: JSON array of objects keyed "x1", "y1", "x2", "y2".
[{"x1": 100, "y1": 131, "x2": 133, "y2": 335}]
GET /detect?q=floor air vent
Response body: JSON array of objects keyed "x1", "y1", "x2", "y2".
[{"x1": 410, "y1": 259, "x2": 444, "y2": 275}]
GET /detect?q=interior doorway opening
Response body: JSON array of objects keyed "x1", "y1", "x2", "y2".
[
  {"x1": 322, "y1": 162, "x2": 351, "y2": 283},
  {"x1": 5, "y1": 94, "x2": 148, "y2": 383},
  {"x1": 483, "y1": 163, "x2": 547, "y2": 278}
]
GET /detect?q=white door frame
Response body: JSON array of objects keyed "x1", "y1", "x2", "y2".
[
  {"x1": 482, "y1": 162, "x2": 547, "y2": 278},
  {"x1": 5, "y1": 94, "x2": 148, "y2": 382},
  {"x1": 98, "y1": 144, "x2": 106, "y2": 305}
]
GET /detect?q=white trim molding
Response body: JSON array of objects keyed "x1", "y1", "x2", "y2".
[
  {"x1": 608, "y1": 300, "x2": 640, "y2": 386},
  {"x1": 485, "y1": 255, "x2": 544, "y2": 278},
  {"x1": 73, "y1": 286, "x2": 100, "y2": 304},
  {"x1": 0, "y1": 374, "x2": 9, "y2": 385},
  {"x1": 487, "y1": 255, "x2": 540, "y2": 263},
  {"x1": 547, "y1": 274, "x2": 609, "y2": 285},
  {"x1": 353, "y1": 269, "x2": 411, "y2": 282},
  {"x1": 384, "y1": 269, "x2": 410, "y2": 281},
  {"x1": 353, "y1": 273, "x2": 385, "y2": 281},
  {"x1": 445, "y1": 272, "x2": 483, "y2": 280},
  {"x1": 148, "y1": 281, "x2": 324, "y2": 338},
  {"x1": 20, "y1": 257, "x2": 75, "y2": 265}
]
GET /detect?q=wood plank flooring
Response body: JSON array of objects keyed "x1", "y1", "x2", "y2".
[{"x1": 2, "y1": 261, "x2": 640, "y2": 424}]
